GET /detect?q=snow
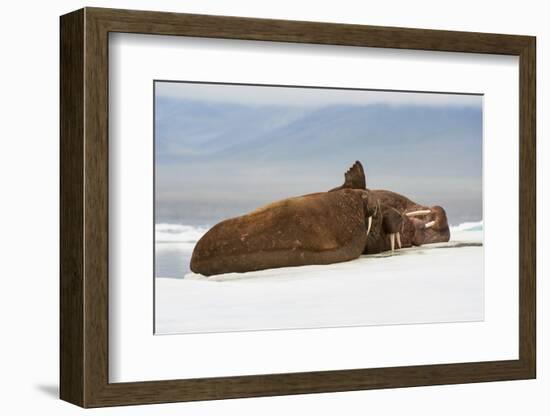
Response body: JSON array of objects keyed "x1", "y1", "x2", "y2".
[{"x1": 155, "y1": 224, "x2": 484, "y2": 335}]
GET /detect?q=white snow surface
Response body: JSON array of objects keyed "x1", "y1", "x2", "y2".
[{"x1": 155, "y1": 227, "x2": 483, "y2": 334}]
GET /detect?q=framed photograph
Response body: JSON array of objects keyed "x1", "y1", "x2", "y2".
[{"x1": 60, "y1": 7, "x2": 536, "y2": 408}]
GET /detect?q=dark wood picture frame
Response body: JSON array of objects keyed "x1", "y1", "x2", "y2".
[{"x1": 60, "y1": 7, "x2": 536, "y2": 408}]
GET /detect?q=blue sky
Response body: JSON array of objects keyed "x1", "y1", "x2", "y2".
[{"x1": 155, "y1": 81, "x2": 483, "y2": 226}]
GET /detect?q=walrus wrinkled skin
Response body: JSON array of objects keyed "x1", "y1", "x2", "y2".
[
  {"x1": 190, "y1": 189, "x2": 375, "y2": 276},
  {"x1": 190, "y1": 160, "x2": 450, "y2": 275}
]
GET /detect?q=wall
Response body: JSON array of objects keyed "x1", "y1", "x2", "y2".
[{"x1": 0, "y1": 0, "x2": 545, "y2": 414}]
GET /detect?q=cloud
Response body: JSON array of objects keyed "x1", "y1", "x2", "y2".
[{"x1": 155, "y1": 80, "x2": 483, "y2": 108}]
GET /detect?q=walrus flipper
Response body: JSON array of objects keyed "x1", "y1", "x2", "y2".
[{"x1": 330, "y1": 161, "x2": 366, "y2": 191}]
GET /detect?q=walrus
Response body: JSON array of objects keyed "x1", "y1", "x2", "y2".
[
  {"x1": 329, "y1": 161, "x2": 450, "y2": 254},
  {"x1": 361, "y1": 201, "x2": 405, "y2": 254},
  {"x1": 330, "y1": 162, "x2": 450, "y2": 254},
  {"x1": 369, "y1": 190, "x2": 450, "y2": 248},
  {"x1": 190, "y1": 161, "x2": 450, "y2": 276},
  {"x1": 190, "y1": 187, "x2": 376, "y2": 276}
]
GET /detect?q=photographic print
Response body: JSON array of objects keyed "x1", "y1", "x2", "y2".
[{"x1": 154, "y1": 81, "x2": 483, "y2": 334}]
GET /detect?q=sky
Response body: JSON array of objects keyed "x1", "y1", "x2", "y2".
[{"x1": 155, "y1": 81, "x2": 483, "y2": 227}]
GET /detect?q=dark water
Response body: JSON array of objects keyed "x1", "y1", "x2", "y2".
[{"x1": 155, "y1": 245, "x2": 193, "y2": 278}]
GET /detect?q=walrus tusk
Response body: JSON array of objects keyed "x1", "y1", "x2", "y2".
[
  {"x1": 424, "y1": 220, "x2": 436, "y2": 229},
  {"x1": 405, "y1": 209, "x2": 431, "y2": 217},
  {"x1": 390, "y1": 233, "x2": 395, "y2": 252},
  {"x1": 396, "y1": 232, "x2": 402, "y2": 249},
  {"x1": 367, "y1": 216, "x2": 372, "y2": 236}
]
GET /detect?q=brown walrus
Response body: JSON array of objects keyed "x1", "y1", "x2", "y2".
[
  {"x1": 357, "y1": 199, "x2": 409, "y2": 255},
  {"x1": 190, "y1": 173, "x2": 376, "y2": 276},
  {"x1": 190, "y1": 161, "x2": 450, "y2": 276},
  {"x1": 368, "y1": 190, "x2": 450, "y2": 250},
  {"x1": 330, "y1": 163, "x2": 450, "y2": 253}
]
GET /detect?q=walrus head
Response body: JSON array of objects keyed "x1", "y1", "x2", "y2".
[
  {"x1": 406, "y1": 205, "x2": 450, "y2": 245},
  {"x1": 363, "y1": 200, "x2": 405, "y2": 254}
]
